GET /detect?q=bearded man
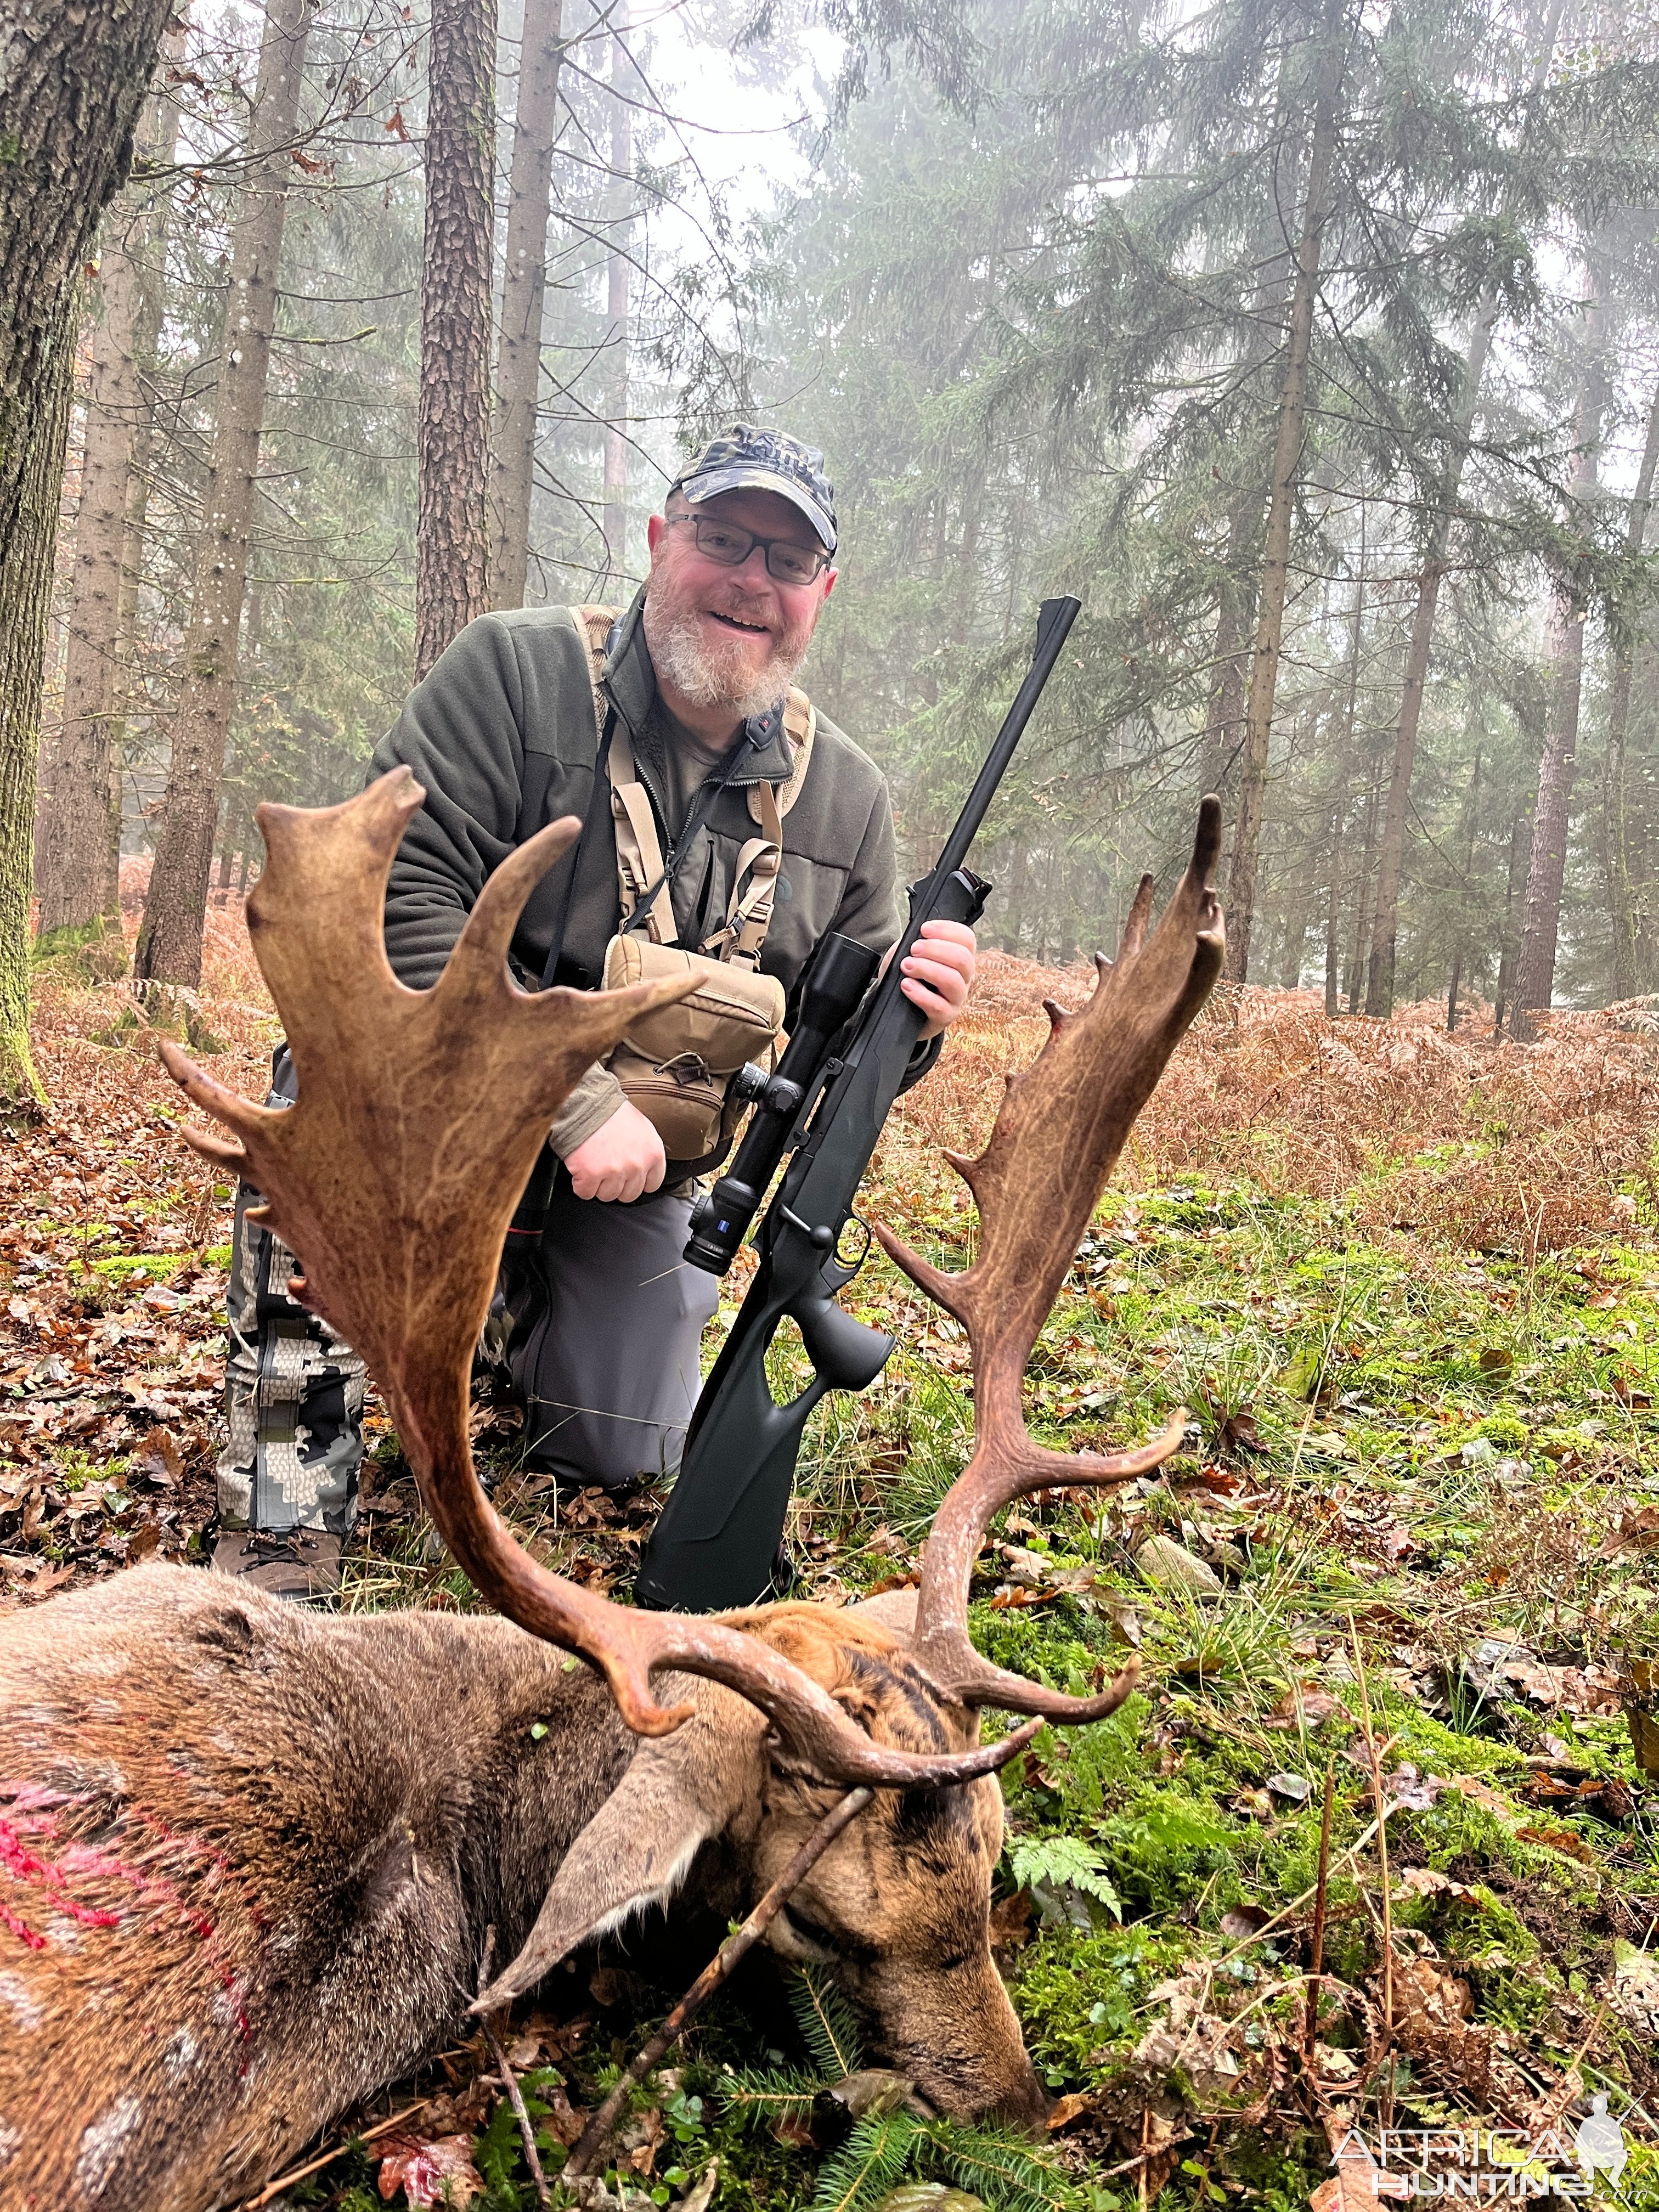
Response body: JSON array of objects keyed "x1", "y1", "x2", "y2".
[{"x1": 210, "y1": 426, "x2": 978, "y2": 1599}]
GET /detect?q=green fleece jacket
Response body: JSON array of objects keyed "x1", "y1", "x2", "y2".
[{"x1": 370, "y1": 589, "x2": 926, "y2": 1160}]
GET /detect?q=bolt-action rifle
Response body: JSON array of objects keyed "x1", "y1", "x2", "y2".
[{"x1": 634, "y1": 596, "x2": 1083, "y2": 1613}]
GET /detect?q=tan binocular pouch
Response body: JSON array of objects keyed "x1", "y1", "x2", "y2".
[
  {"x1": 572, "y1": 603, "x2": 813, "y2": 1174},
  {"x1": 601, "y1": 936, "x2": 786, "y2": 1170}
]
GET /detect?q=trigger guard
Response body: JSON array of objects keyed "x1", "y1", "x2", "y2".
[{"x1": 824, "y1": 1211, "x2": 872, "y2": 1288}]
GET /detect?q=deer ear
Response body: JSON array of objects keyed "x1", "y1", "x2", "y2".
[
  {"x1": 848, "y1": 1586, "x2": 918, "y2": 1640},
  {"x1": 478, "y1": 1679, "x2": 766, "y2": 2010}
]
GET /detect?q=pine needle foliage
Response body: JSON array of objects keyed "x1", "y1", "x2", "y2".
[
  {"x1": 811, "y1": 2112, "x2": 923, "y2": 2212},
  {"x1": 912, "y1": 2118, "x2": 1084, "y2": 2212},
  {"x1": 791, "y1": 1962, "x2": 867, "y2": 2077},
  {"x1": 720, "y1": 1967, "x2": 1085, "y2": 2212},
  {"x1": 720, "y1": 2067, "x2": 823, "y2": 2132}
]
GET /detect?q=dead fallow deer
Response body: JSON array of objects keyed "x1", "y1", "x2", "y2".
[{"x1": 0, "y1": 774, "x2": 1223, "y2": 2212}]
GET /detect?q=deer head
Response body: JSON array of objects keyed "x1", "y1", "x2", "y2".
[{"x1": 159, "y1": 771, "x2": 1223, "y2": 2027}]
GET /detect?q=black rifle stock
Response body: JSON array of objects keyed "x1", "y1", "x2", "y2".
[{"x1": 634, "y1": 596, "x2": 1082, "y2": 1613}]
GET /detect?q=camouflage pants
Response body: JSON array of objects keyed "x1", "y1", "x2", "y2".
[
  {"x1": 215, "y1": 1053, "x2": 366, "y2": 1535},
  {"x1": 217, "y1": 1054, "x2": 720, "y2": 1531}
]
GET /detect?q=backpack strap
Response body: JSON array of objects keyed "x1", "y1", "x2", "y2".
[
  {"x1": 607, "y1": 722, "x2": 676, "y2": 944},
  {"x1": 709, "y1": 777, "x2": 785, "y2": 970},
  {"x1": 571, "y1": 602, "x2": 617, "y2": 712},
  {"x1": 703, "y1": 689, "x2": 816, "y2": 967}
]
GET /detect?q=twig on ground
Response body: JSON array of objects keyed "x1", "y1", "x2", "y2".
[
  {"x1": 1305, "y1": 1757, "x2": 1338, "y2": 2062},
  {"x1": 241, "y1": 2100, "x2": 432, "y2": 2208},
  {"x1": 477, "y1": 1923, "x2": 552, "y2": 2209},
  {"x1": 561, "y1": 1785, "x2": 874, "y2": 2182},
  {"x1": 1347, "y1": 1613, "x2": 1395, "y2": 2037}
]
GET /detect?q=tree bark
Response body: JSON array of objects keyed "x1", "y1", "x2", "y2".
[
  {"x1": 1197, "y1": 518, "x2": 1256, "y2": 809},
  {"x1": 0, "y1": 0, "x2": 177, "y2": 1101},
  {"x1": 1509, "y1": 335, "x2": 1604, "y2": 1038},
  {"x1": 36, "y1": 49, "x2": 181, "y2": 943},
  {"x1": 1363, "y1": 0, "x2": 1565, "y2": 1014},
  {"x1": 1492, "y1": 806, "x2": 1531, "y2": 1033},
  {"x1": 1603, "y1": 376, "x2": 1659, "y2": 1000},
  {"x1": 1361, "y1": 312, "x2": 1496, "y2": 1015},
  {"x1": 602, "y1": 3, "x2": 633, "y2": 585},
  {"x1": 417, "y1": 0, "x2": 498, "y2": 674},
  {"x1": 136, "y1": 0, "x2": 312, "y2": 988},
  {"x1": 1223, "y1": 14, "x2": 1346, "y2": 984},
  {"x1": 1509, "y1": 600, "x2": 1588, "y2": 1035},
  {"x1": 1346, "y1": 758, "x2": 1381, "y2": 1013},
  {"x1": 487, "y1": 0, "x2": 566, "y2": 611}
]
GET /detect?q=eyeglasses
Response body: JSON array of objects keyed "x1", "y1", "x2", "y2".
[{"x1": 666, "y1": 512, "x2": 831, "y2": 588}]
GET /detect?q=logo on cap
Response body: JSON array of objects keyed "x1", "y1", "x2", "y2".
[{"x1": 672, "y1": 423, "x2": 838, "y2": 554}]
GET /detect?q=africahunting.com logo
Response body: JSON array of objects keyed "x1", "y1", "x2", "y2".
[{"x1": 1330, "y1": 2100, "x2": 1630, "y2": 2200}]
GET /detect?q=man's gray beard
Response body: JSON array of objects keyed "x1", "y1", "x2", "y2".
[{"x1": 644, "y1": 600, "x2": 806, "y2": 722}]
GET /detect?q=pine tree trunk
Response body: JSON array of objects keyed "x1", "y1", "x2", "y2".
[
  {"x1": 136, "y1": 0, "x2": 312, "y2": 988},
  {"x1": 1509, "y1": 338, "x2": 1603, "y2": 1039},
  {"x1": 1361, "y1": 310, "x2": 1496, "y2": 1015},
  {"x1": 1509, "y1": 599, "x2": 1588, "y2": 1037},
  {"x1": 1492, "y1": 807, "x2": 1531, "y2": 1033},
  {"x1": 1198, "y1": 576, "x2": 1250, "y2": 862},
  {"x1": 417, "y1": 0, "x2": 498, "y2": 674},
  {"x1": 487, "y1": 0, "x2": 565, "y2": 610},
  {"x1": 1604, "y1": 377, "x2": 1659, "y2": 1000},
  {"x1": 1363, "y1": 0, "x2": 1564, "y2": 1014},
  {"x1": 1346, "y1": 759, "x2": 1381, "y2": 1013},
  {"x1": 0, "y1": 0, "x2": 177, "y2": 1102},
  {"x1": 1323, "y1": 798, "x2": 1344, "y2": 1017},
  {"x1": 36, "y1": 54, "x2": 179, "y2": 944},
  {"x1": 602, "y1": 4, "x2": 633, "y2": 584},
  {"x1": 1223, "y1": 18, "x2": 1346, "y2": 984}
]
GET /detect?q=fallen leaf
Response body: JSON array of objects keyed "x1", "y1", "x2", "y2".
[
  {"x1": 1395, "y1": 1867, "x2": 1479, "y2": 1903},
  {"x1": 1219, "y1": 1903, "x2": 1273, "y2": 1942},
  {"x1": 1312, "y1": 2153, "x2": 1413, "y2": 2210},
  {"x1": 1135, "y1": 1533, "x2": 1222, "y2": 1595},
  {"x1": 1393, "y1": 1956, "x2": 1473, "y2": 2031},
  {"x1": 133, "y1": 1423, "x2": 181, "y2": 1486},
  {"x1": 376, "y1": 2131, "x2": 482, "y2": 2207},
  {"x1": 125, "y1": 1521, "x2": 162, "y2": 1564},
  {"x1": 1046, "y1": 2086, "x2": 1102, "y2": 2131},
  {"x1": 1627, "y1": 1703, "x2": 1659, "y2": 1776},
  {"x1": 1265, "y1": 1682, "x2": 1344, "y2": 1730},
  {"x1": 1515, "y1": 1821, "x2": 1597, "y2": 1866},
  {"x1": 827, "y1": 2069, "x2": 915, "y2": 2120},
  {"x1": 989, "y1": 1889, "x2": 1033, "y2": 1950},
  {"x1": 1599, "y1": 1505, "x2": 1659, "y2": 1559},
  {"x1": 677, "y1": 2162, "x2": 721, "y2": 2212}
]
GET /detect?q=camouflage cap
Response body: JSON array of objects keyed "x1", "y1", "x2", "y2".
[{"x1": 670, "y1": 422, "x2": 838, "y2": 554}]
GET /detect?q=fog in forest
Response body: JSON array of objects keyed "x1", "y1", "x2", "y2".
[{"x1": 37, "y1": 0, "x2": 1659, "y2": 1026}]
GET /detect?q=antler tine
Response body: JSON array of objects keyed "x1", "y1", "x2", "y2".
[
  {"x1": 161, "y1": 773, "x2": 1045, "y2": 1794},
  {"x1": 875, "y1": 799, "x2": 1224, "y2": 1718}
]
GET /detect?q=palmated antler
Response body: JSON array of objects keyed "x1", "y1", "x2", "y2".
[
  {"x1": 874, "y1": 797, "x2": 1226, "y2": 1722},
  {"x1": 161, "y1": 771, "x2": 1040, "y2": 1795}
]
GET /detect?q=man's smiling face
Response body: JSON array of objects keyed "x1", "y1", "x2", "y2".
[{"x1": 642, "y1": 486, "x2": 836, "y2": 725}]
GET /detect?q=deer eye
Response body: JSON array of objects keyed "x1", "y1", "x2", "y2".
[{"x1": 781, "y1": 1903, "x2": 839, "y2": 1954}]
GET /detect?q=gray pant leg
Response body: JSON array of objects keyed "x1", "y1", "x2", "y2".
[
  {"x1": 216, "y1": 1056, "x2": 367, "y2": 1535},
  {"x1": 507, "y1": 1172, "x2": 720, "y2": 1490}
]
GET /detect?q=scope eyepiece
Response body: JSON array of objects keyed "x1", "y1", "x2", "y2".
[{"x1": 684, "y1": 1176, "x2": 760, "y2": 1274}]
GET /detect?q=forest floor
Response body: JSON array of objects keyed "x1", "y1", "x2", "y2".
[{"x1": 4, "y1": 888, "x2": 1659, "y2": 2212}]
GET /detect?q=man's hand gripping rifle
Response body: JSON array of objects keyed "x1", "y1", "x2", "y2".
[{"x1": 635, "y1": 597, "x2": 1083, "y2": 1613}]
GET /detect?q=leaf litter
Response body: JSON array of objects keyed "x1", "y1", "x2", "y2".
[{"x1": 7, "y1": 930, "x2": 1659, "y2": 2206}]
